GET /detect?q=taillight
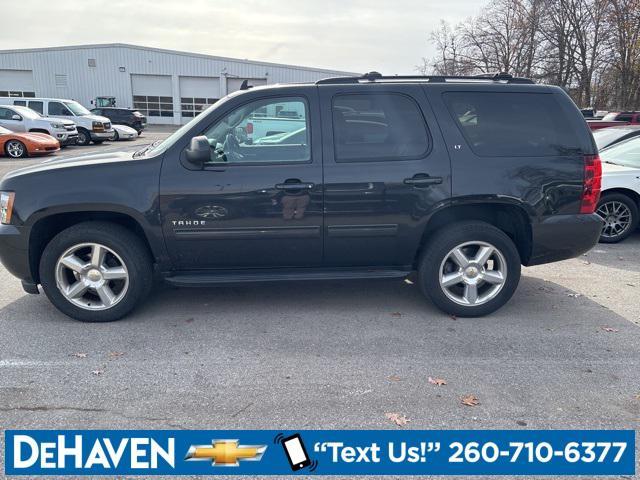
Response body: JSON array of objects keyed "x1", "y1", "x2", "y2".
[
  {"x1": 246, "y1": 122, "x2": 253, "y2": 134},
  {"x1": 580, "y1": 154, "x2": 602, "y2": 214}
]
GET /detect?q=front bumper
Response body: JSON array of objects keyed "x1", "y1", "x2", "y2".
[
  {"x1": 0, "y1": 224, "x2": 32, "y2": 285},
  {"x1": 526, "y1": 213, "x2": 603, "y2": 266},
  {"x1": 56, "y1": 133, "x2": 78, "y2": 146},
  {"x1": 91, "y1": 130, "x2": 114, "y2": 140}
]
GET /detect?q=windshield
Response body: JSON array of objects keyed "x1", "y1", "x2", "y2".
[
  {"x1": 64, "y1": 101, "x2": 91, "y2": 116},
  {"x1": 593, "y1": 128, "x2": 631, "y2": 150},
  {"x1": 134, "y1": 92, "x2": 239, "y2": 158},
  {"x1": 600, "y1": 136, "x2": 640, "y2": 168},
  {"x1": 12, "y1": 106, "x2": 41, "y2": 120}
]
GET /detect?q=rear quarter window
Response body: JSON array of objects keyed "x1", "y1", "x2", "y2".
[{"x1": 443, "y1": 92, "x2": 584, "y2": 157}]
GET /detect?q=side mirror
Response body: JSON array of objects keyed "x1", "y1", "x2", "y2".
[
  {"x1": 11, "y1": 115, "x2": 21, "y2": 121},
  {"x1": 184, "y1": 135, "x2": 210, "y2": 168}
]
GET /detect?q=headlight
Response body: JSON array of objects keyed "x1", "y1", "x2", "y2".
[
  {"x1": 50, "y1": 122, "x2": 65, "y2": 129},
  {"x1": 92, "y1": 121, "x2": 102, "y2": 128},
  {"x1": 0, "y1": 192, "x2": 15, "y2": 225}
]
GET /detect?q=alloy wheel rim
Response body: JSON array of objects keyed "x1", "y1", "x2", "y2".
[
  {"x1": 7, "y1": 141, "x2": 24, "y2": 157},
  {"x1": 55, "y1": 242, "x2": 129, "y2": 311},
  {"x1": 596, "y1": 201, "x2": 632, "y2": 239},
  {"x1": 439, "y1": 241, "x2": 507, "y2": 306}
]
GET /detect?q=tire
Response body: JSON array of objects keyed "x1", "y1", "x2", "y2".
[
  {"x1": 76, "y1": 128, "x2": 91, "y2": 146},
  {"x1": 596, "y1": 193, "x2": 639, "y2": 243},
  {"x1": 418, "y1": 221, "x2": 521, "y2": 317},
  {"x1": 4, "y1": 140, "x2": 27, "y2": 158},
  {"x1": 39, "y1": 222, "x2": 153, "y2": 322},
  {"x1": 93, "y1": 140, "x2": 105, "y2": 144},
  {"x1": 111, "y1": 130, "x2": 119, "y2": 141}
]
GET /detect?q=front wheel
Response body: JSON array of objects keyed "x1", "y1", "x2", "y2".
[
  {"x1": 418, "y1": 222, "x2": 521, "y2": 317},
  {"x1": 76, "y1": 128, "x2": 91, "y2": 146},
  {"x1": 39, "y1": 222, "x2": 153, "y2": 322},
  {"x1": 596, "y1": 193, "x2": 639, "y2": 243},
  {"x1": 111, "y1": 130, "x2": 119, "y2": 141}
]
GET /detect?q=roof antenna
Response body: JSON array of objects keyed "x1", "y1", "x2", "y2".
[{"x1": 240, "y1": 79, "x2": 251, "y2": 90}]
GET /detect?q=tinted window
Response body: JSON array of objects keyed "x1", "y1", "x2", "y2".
[
  {"x1": 332, "y1": 94, "x2": 430, "y2": 162},
  {"x1": 28, "y1": 101, "x2": 44, "y2": 114},
  {"x1": 14, "y1": 100, "x2": 26, "y2": 106},
  {"x1": 201, "y1": 97, "x2": 310, "y2": 164},
  {"x1": 48, "y1": 101, "x2": 72, "y2": 116},
  {"x1": 0, "y1": 108, "x2": 15, "y2": 120},
  {"x1": 443, "y1": 92, "x2": 582, "y2": 157},
  {"x1": 616, "y1": 114, "x2": 633, "y2": 122}
]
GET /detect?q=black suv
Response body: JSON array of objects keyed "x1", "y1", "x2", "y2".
[
  {"x1": 90, "y1": 108, "x2": 146, "y2": 134},
  {"x1": 0, "y1": 73, "x2": 603, "y2": 322}
]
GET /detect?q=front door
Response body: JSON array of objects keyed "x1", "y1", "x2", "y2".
[
  {"x1": 0, "y1": 107, "x2": 26, "y2": 132},
  {"x1": 160, "y1": 91, "x2": 323, "y2": 270},
  {"x1": 318, "y1": 84, "x2": 452, "y2": 267}
]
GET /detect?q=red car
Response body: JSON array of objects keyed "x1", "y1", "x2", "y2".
[
  {"x1": 587, "y1": 111, "x2": 640, "y2": 130},
  {"x1": 0, "y1": 126, "x2": 60, "y2": 158}
]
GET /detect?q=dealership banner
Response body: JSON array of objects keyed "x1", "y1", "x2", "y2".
[{"x1": 3, "y1": 429, "x2": 635, "y2": 476}]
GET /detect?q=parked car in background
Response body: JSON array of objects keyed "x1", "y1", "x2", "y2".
[
  {"x1": 593, "y1": 125, "x2": 640, "y2": 150},
  {"x1": 0, "y1": 105, "x2": 77, "y2": 146},
  {"x1": 597, "y1": 136, "x2": 640, "y2": 242},
  {"x1": 110, "y1": 124, "x2": 138, "y2": 141},
  {"x1": 587, "y1": 111, "x2": 640, "y2": 130},
  {"x1": 0, "y1": 126, "x2": 59, "y2": 158},
  {"x1": 91, "y1": 107, "x2": 146, "y2": 135},
  {"x1": 0, "y1": 97, "x2": 112, "y2": 146}
]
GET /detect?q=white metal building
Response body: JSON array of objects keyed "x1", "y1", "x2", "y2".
[{"x1": 0, "y1": 43, "x2": 355, "y2": 124}]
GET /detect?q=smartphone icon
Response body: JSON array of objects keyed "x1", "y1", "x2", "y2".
[{"x1": 281, "y1": 433, "x2": 311, "y2": 471}]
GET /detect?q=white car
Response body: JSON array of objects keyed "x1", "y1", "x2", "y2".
[
  {"x1": 0, "y1": 97, "x2": 113, "y2": 146},
  {"x1": 0, "y1": 105, "x2": 78, "y2": 146},
  {"x1": 110, "y1": 124, "x2": 138, "y2": 141},
  {"x1": 598, "y1": 136, "x2": 640, "y2": 242}
]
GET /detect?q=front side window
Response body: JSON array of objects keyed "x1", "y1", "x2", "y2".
[
  {"x1": 0, "y1": 108, "x2": 16, "y2": 120},
  {"x1": 332, "y1": 93, "x2": 430, "y2": 162},
  {"x1": 444, "y1": 92, "x2": 582, "y2": 157},
  {"x1": 48, "y1": 101, "x2": 72, "y2": 116},
  {"x1": 200, "y1": 97, "x2": 310, "y2": 164}
]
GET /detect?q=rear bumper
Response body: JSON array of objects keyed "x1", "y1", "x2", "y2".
[
  {"x1": 0, "y1": 224, "x2": 32, "y2": 284},
  {"x1": 526, "y1": 213, "x2": 603, "y2": 266}
]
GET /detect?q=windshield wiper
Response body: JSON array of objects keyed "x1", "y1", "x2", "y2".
[{"x1": 133, "y1": 139, "x2": 162, "y2": 158}]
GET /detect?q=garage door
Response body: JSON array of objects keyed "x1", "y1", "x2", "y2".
[
  {"x1": 227, "y1": 78, "x2": 267, "y2": 94},
  {"x1": 0, "y1": 70, "x2": 35, "y2": 97},
  {"x1": 131, "y1": 74, "x2": 173, "y2": 122},
  {"x1": 179, "y1": 76, "x2": 220, "y2": 119}
]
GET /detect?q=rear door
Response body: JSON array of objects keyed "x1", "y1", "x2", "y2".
[{"x1": 318, "y1": 84, "x2": 452, "y2": 267}]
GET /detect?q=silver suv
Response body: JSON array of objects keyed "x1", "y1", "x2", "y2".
[{"x1": 0, "y1": 105, "x2": 78, "y2": 146}]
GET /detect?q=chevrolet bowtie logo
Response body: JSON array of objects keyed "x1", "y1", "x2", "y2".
[{"x1": 185, "y1": 439, "x2": 267, "y2": 466}]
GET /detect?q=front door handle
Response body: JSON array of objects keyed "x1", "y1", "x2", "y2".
[
  {"x1": 403, "y1": 175, "x2": 443, "y2": 187},
  {"x1": 275, "y1": 182, "x2": 315, "y2": 190}
]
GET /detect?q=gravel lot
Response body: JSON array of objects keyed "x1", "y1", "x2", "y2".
[{"x1": 0, "y1": 128, "x2": 638, "y2": 478}]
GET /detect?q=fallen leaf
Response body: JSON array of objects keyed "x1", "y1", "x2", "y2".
[
  {"x1": 449, "y1": 314, "x2": 458, "y2": 321},
  {"x1": 601, "y1": 326, "x2": 619, "y2": 333},
  {"x1": 385, "y1": 412, "x2": 410, "y2": 426},
  {"x1": 516, "y1": 420, "x2": 527, "y2": 426},
  {"x1": 91, "y1": 370, "x2": 104, "y2": 376},
  {"x1": 71, "y1": 353, "x2": 87, "y2": 358},
  {"x1": 428, "y1": 376, "x2": 447, "y2": 386},
  {"x1": 108, "y1": 351, "x2": 124, "y2": 358},
  {"x1": 461, "y1": 395, "x2": 480, "y2": 407},
  {"x1": 582, "y1": 260, "x2": 591, "y2": 265},
  {"x1": 566, "y1": 293, "x2": 581, "y2": 298},
  {"x1": 390, "y1": 312, "x2": 402, "y2": 317},
  {"x1": 626, "y1": 283, "x2": 635, "y2": 287},
  {"x1": 388, "y1": 375, "x2": 402, "y2": 382}
]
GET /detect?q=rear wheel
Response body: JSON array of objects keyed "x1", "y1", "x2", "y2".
[
  {"x1": 418, "y1": 222, "x2": 521, "y2": 317},
  {"x1": 39, "y1": 222, "x2": 153, "y2": 322},
  {"x1": 596, "y1": 193, "x2": 638, "y2": 243},
  {"x1": 4, "y1": 140, "x2": 27, "y2": 158},
  {"x1": 111, "y1": 130, "x2": 119, "y2": 141}
]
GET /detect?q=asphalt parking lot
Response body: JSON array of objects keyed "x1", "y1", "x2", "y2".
[{"x1": 0, "y1": 129, "x2": 638, "y2": 478}]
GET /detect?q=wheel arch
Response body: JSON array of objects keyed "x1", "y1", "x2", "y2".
[
  {"x1": 600, "y1": 187, "x2": 640, "y2": 207},
  {"x1": 413, "y1": 202, "x2": 532, "y2": 267},
  {"x1": 28, "y1": 210, "x2": 161, "y2": 283},
  {"x1": 29, "y1": 128, "x2": 51, "y2": 135}
]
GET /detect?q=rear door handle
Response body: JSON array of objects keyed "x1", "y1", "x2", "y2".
[
  {"x1": 403, "y1": 175, "x2": 443, "y2": 186},
  {"x1": 275, "y1": 182, "x2": 315, "y2": 190}
]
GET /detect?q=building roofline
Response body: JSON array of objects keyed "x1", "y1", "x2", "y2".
[{"x1": 0, "y1": 43, "x2": 358, "y2": 76}]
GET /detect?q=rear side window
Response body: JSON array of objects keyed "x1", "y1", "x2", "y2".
[
  {"x1": 28, "y1": 101, "x2": 43, "y2": 114},
  {"x1": 332, "y1": 93, "x2": 430, "y2": 162},
  {"x1": 443, "y1": 92, "x2": 582, "y2": 157}
]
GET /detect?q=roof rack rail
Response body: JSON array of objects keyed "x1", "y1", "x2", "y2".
[{"x1": 316, "y1": 71, "x2": 534, "y2": 85}]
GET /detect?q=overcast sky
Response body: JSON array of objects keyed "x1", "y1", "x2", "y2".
[{"x1": 2, "y1": 0, "x2": 483, "y2": 74}]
